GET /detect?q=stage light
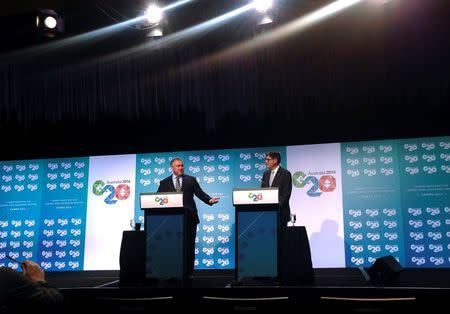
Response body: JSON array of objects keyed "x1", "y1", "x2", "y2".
[
  {"x1": 253, "y1": 0, "x2": 273, "y2": 13},
  {"x1": 148, "y1": 27, "x2": 164, "y2": 38},
  {"x1": 258, "y1": 15, "x2": 273, "y2": 25},
  {"x1": 36, "y1": 9, "x2": 64, "y2": 37},
  {"x1": 139, "y1": 3, "x2": 167, "y2": 38},
  {"x1": 146, "y1": 4, "x2": 163, "y2": 24},
  {"x1": 252, "y1": 0, "x2": 275, "y2": 28},
  {"x1": 44, "y1": 16, "x2": 57, "y2": 29}
]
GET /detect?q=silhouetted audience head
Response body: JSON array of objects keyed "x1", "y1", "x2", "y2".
[{"x1": 0, "y1": 260, "x2": 63, "y2": 312}]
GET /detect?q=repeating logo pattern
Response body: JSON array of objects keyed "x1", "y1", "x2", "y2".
[
  {"x1": 236, "y1": 150, "x2": 268, "y2": 188},
  {"x1": 3, "y1": 138, "x2": 450, "y2": 271},
  {"x1": 0, "y1": 161, "x2": 43, "y2": 268},
  {"x1": 0, "y1": 218, "x2": 38, "y2": 269},
  {"x1": 135, "y1": 153, "x2": 177, "y2": 226},
  {"x1": 345, "y1": 207, "x2": 403, "y2": 266},
  {"x1": 34, "y1": 158, "x2": 89, "y2": 271},
  {"x1": 194, "y1": 211, "x2": 233, "y2": 269},
  {"x1": 135, "y1": 148, "x2": 283, "y2": 270},
  {"x1": 0, "y1": 159, "x2": 88, "y2": 270},
  {"x1": 399, "y1": 139, "x2": 450, "y2": 267},
  {"x1": 1, "y1": 162, "x2": 41, "y2": 194},
  {"x1": 343, "y1": 144, "x2": 396, "y2": 179},
  {"x1": 343, "y1": 138, "x2": 450, "y2": 267},
  {"x1": 185, "y1": 150, "x2": 235, "y2": 269},
  {"x1": 342, "y1": 141, "x2": 405, "y2": 267},
  {"x1": 37, "y1": 217, "x2": 84, "y2": 270},
  {"x1": 135, "y1": 151, "x2": 234, "y2": 269},
  {"x1": 400, "y1": 140, "x2": 450, "y2": 176},
  {"x1": 44, "y1": 161, "x2": 87, "y2": 192},
  {"x1": 403, "y1": 206, "x2": 449, "y2": 266}
]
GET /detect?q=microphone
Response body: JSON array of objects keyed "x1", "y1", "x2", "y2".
[{"x1": 290, "y1": 213, "x2": 296, "y2": 225}]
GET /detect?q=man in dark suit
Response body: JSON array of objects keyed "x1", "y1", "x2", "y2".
[
  {"x1": 261, "y1": 151, "x2": 293, "y2": 227},
  {"x1": 157, "y1": 157, "x2": 219, "y2": 278}
]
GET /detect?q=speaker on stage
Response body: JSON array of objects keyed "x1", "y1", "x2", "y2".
[
  {"x1": 367, "y1": 255, "x2": 402, "y2": 285},
  {"x1": 279, "y1": 226, "x2": 314, "y2": 285},
  {"x1": 119, "y1": 230, "x2": 146, "y2": 286}
]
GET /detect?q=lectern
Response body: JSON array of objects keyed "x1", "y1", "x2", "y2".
[
  {"x1": 140, "y1": 192, "x2": 185, "y2": 280},
  {"x1": 232, "y1": 187, "x2": 279, "y2": 284}
]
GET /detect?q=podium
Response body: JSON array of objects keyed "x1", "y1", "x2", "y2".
[
  {"x1": 140, "y1": 192, "x2": 186, "y2": 281},
  {"x1": 232, "y1": 187, "x2": 279, "y2": 284}
]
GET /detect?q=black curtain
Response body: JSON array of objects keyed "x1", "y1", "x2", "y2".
[{"x1": 1, "y1": 0, "x2": 449, "y2": 160}]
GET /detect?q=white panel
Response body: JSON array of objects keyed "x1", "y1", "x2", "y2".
[
  {"x1": 287, "y1": 143, "x2": 345, "y2": 267},
  {"x1": 83, "y1": 154, "x2": 136, "y2": 270}
]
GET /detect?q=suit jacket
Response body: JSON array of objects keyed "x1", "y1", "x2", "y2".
[
  {"x1": 0, "y1": 266, "x2": 63, "y2": 311},
  {"x1": 157, "y1": 174, "x2": 212, "y2": 224},
  {"x1": 261, "y1": 166, "x2": 293, "y2": 226}
]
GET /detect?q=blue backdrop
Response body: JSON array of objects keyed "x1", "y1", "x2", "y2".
[{"x1": 1, "y1": 137, "x2": 449, "y2": 270}]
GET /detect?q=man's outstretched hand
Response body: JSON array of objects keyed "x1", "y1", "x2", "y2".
[{"x1": 209, "y1": 198, "x2": 220, "y2": 205}]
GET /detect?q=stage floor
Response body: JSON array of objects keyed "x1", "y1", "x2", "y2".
[
  {"x1": 47, "y1": 268, "x2": 450, "y2": 289},
  {"x1": 47, "y1": 268, "x2": 450, "y2": 313}
]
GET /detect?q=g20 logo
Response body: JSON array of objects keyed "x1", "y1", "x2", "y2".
[
  {"x1": 155, "y1": 197, "x2": 168, "y2": 205},
  {"x1": 292, "y1": 171, "x2": 336, "y2": 197},
  {"x1": 92, "y1": 180, "x2": 130, "y2": 205},
  {"x1": 248, "y1": 192, "x2": 263, "y2": 202}
]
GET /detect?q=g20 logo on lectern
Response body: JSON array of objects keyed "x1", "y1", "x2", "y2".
[
  {"x1": 92, "y1": 180, "x2": 130, "y2": 204},
  {"x1": 248, "y1": 192, "x2": 263, "y2": 202},
  {"x1": 292, "y1": 170, "x2": 337, "y2": 197},
  {"x1": 155, "y1": 196, "x2": 168, "y2": 205}
]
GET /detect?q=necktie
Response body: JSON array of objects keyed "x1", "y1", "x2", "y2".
[
  {"x1": 269, "y1": 170, "x2": 275, "y2": 187},
  {"x1": 175, "y1": 176, "x2": 181, "y2": 192}
]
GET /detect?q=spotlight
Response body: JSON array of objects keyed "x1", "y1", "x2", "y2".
[
  {"x1": 36, "y1": 9, "x2": 64, "y2": 37},
  {"x1": 44, "y1": 16, "x2": 57, "y2": 29},
  {"x1": 258, "y1": 15, "x2": 273, "y2": 25},
  {"x1": 252, "y1": 0, "x2": 275, "y2": 27},
  {"x1": 146, "y1": 4, "x2": 163, "y2": 24},
  {"x1": 253, "y1": 0, "x2": 273, "y2": 13},
  {"x1": 138, "y1": 4, "x2": 167, "y2": 38},
  {"x1": 147, "y1": 27, "x2": 164, "y2": 38}
]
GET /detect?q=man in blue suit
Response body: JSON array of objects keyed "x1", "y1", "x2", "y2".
[{"x1": 157, "y1": 157, "x2": 219, "y2": 278}]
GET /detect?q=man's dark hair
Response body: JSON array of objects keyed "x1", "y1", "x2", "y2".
[
  {"x1": 266, "y1": 152, "x2": 281, "y2": 164},
  {"x1": 170, "y1": 157, "x2": 183, "y2": 166}
]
